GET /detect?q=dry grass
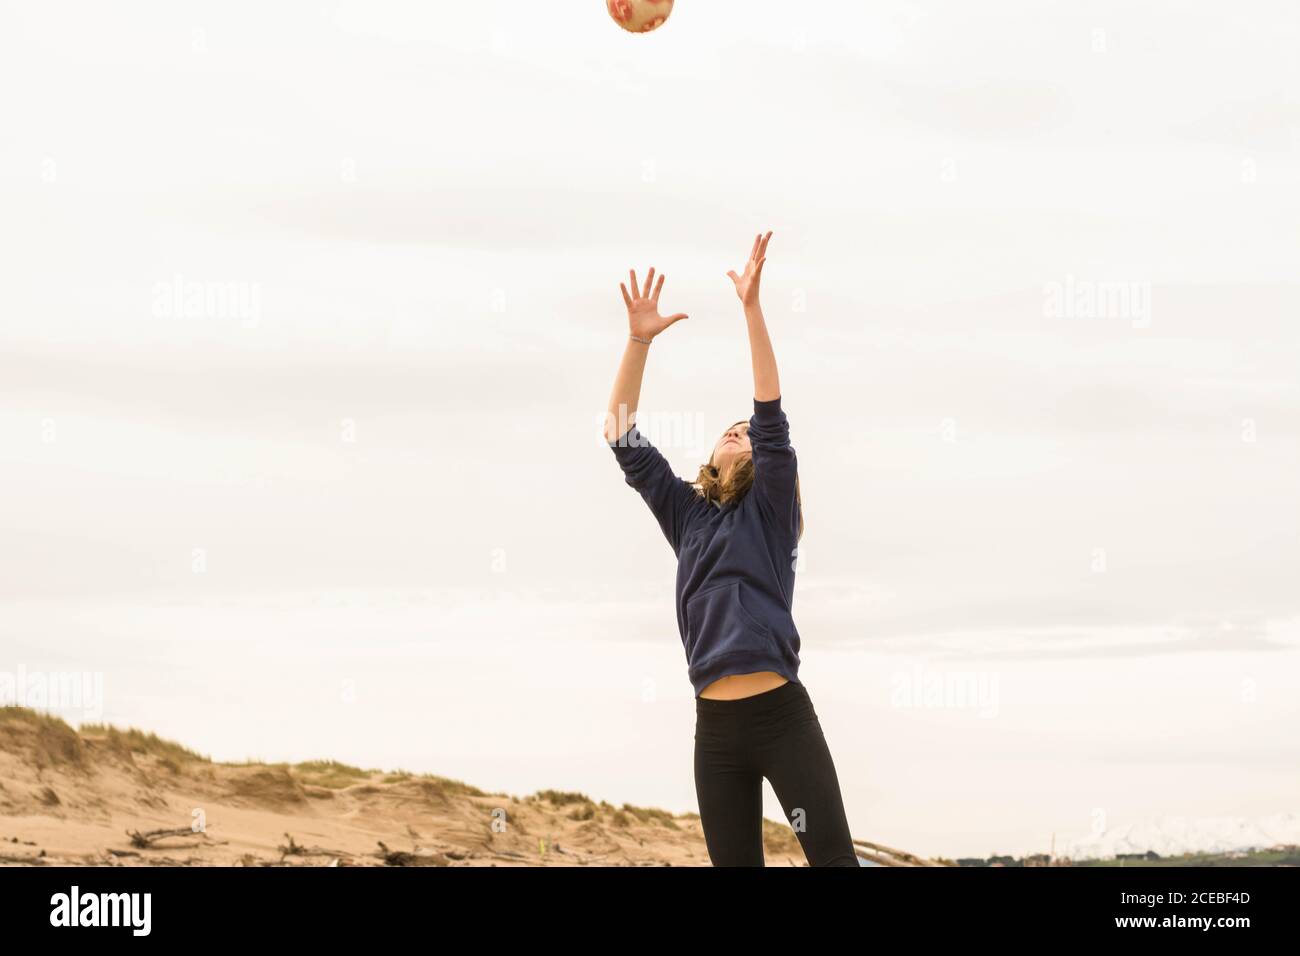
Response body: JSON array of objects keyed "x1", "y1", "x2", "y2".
[
  {"x1": 0, "y1": 706, "x2": 90, "y2": 770},
  {"x1": 79, "y1": 718, "x2": 210, "y2": 764}
]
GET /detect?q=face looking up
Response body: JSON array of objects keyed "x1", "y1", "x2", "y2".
[{"x1": 710, "y1": 420, "x2": 751, "y2": 474}]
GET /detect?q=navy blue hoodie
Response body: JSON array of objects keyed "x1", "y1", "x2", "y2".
[{"x1": 607, "y1": 396, "x2": 802, "y2": 697}]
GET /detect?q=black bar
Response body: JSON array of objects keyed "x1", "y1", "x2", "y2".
[{"x1": 0, "y1": 863, "x2": 1293, "y2": 943}]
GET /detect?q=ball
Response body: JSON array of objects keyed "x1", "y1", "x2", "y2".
[{"x1": 607, "y1": 0, "x2": 674, "y2": 34}]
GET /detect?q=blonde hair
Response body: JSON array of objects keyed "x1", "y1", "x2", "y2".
[{"x1": 693, "y1": 420, "x2": 804, "y2": 542}]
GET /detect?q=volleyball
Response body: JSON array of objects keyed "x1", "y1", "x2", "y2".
[{"x1": 607, "y1": 0, "x2": 674, "y2": 34}]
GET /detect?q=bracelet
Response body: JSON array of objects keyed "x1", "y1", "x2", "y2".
[{"x1": 629, "y1": 334, "x2": 652, "y2": 345}]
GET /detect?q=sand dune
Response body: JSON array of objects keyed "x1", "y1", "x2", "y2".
[{"x1": 0, "y1": 707, "x2": 943, "y2": 867}]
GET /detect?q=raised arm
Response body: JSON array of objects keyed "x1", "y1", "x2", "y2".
[
  {"x1": 727, "y1": 231, "x2": 779, "y2": 401},
  {"x1": 604, "y1": 267, "x2": 699, "y2": 553},
  {"x1": 604, "y1": 267, "x2": 687, "y2": 441},
  {"x1": 728, "y1": 231, "x2": 799, "y2": 539}
]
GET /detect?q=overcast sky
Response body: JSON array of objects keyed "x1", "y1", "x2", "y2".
[{"x1": 1, "y1": 1, "x2": 1297, "y2": 859}]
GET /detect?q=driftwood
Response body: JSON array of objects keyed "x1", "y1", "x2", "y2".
[
  {"x1": 0, "y1": 851, "x2": 45, "y2": 864},
  {"x1": 485, "y1": 847, "x2": 530, "y2": 861},
  {"x1": 853, "y1": 838, "x2": 952, "y2": 867},
  {"x1": 278, "y1": 832, "x2": 356, "y2": 863},
  {"x1": 126, "y1": 826, "x2": 211, "y2": 849},
  {"x1": 138, "y1": 855, "x2": 204, "y2": 866},
  {"x1": 376, "y1": 841, "x2": 451, "y2": 867}
]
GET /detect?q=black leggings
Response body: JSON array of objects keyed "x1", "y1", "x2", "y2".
[{"x1": 694, "y1": 679, "x2": 859, "y2": 866}]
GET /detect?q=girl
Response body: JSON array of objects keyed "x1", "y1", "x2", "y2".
[{"x1": 603, "y1": 231, "x2": 859, "y2": 867}]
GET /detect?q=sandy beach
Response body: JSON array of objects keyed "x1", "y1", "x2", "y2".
[{"x1": 0, "y1": 706, "x2": 944, "y2": 867}]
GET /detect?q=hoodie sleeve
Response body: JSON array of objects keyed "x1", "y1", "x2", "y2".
[
  {"x1": 747, "y1": 396, "x2": 800, "y2": 542},
  {"x1": 608, "y1": 423, "x2": 702, "y2": 555}
]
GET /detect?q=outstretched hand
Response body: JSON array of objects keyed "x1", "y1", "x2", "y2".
[
  {"x1": 620, "y1": 266, "x2": 688, "y2": 342},
  {"x1": 727, "y1": 230, "x2": 772, "y2": 307}
]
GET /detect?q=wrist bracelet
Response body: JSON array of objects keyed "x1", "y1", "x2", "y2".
[{"x1": 630, "y1": 334, "x2": 652, "y2": 345}]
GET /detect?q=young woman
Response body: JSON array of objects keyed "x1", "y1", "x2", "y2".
[{"x1": 603, "y1": 231, "x2": 859, "y2": 867}]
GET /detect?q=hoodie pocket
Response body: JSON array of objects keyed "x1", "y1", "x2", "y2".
[{"x1": 684, "y1": 580, "x2": 776, "y2": 665}]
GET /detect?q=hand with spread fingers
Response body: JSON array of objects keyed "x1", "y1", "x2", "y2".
[
  {"x1": 620, "y1": 266, "x2": 689, "y2": 343},
  {"x1": 726, "y1": 230, "x2": 772, "y2": 308}
]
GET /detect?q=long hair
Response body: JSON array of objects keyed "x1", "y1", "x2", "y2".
[{"x1": 693, "y1": 420, "x2": 804, "y2": 542}]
